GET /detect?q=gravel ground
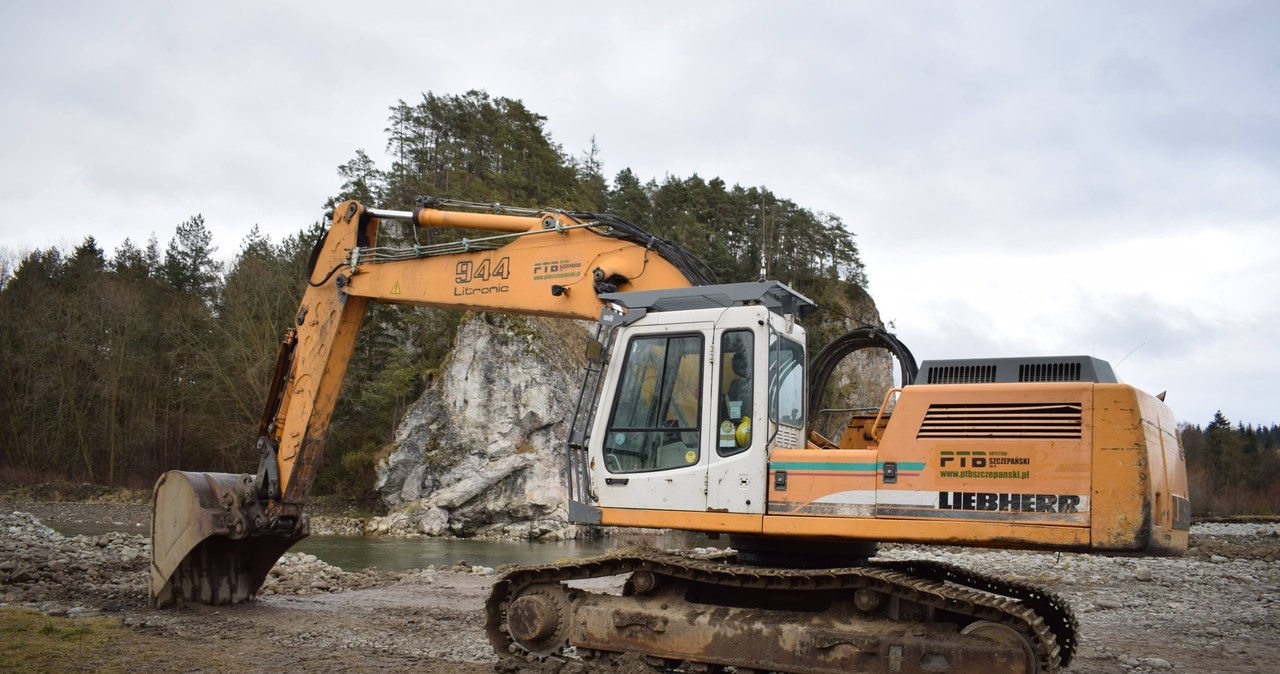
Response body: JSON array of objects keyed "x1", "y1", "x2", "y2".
[{"x1": 2, "y1": 503, "x2": 1277, "y2": 673}]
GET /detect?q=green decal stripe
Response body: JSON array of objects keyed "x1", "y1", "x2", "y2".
[
  {"x1": 894, "y1": 462, "x2": 927, "y2": 471},
  {"x1": 771, "y1": 462, "x2": 877, "y2": 472},
  {"x1": 771, "y1": 461, "x2": 926, "y2": 472}
]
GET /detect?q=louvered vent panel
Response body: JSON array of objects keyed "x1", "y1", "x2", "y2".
[
  {"x1": 1019, "y1": 361, "x2": 1083, "y2": 382},
  {"x1": 774, "y1": 424, "x2": 803, "y2": 449},
  {"x1": 926, "y1": 364, "x2": 997, "y2": 384},
  {"x1": 917, "y1": 402, "x2": 1083, "y2": 439}
]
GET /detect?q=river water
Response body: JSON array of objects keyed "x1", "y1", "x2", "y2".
[{"x1": 51, "y1": 522, "x2": 723, "y2": 572}]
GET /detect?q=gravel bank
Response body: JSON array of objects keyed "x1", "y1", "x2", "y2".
[{"x1": 2, "y1": 507, "x2": 1278, "y2": 673}]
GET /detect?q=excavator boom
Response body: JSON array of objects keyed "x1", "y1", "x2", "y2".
[{"x1": 150, "y1": 198, "x2": 710, "y2": 607}]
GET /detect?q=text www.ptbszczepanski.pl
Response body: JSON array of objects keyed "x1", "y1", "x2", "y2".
[{"x1": 938, "y1": 470, "x2": 1029, "y2": 479}]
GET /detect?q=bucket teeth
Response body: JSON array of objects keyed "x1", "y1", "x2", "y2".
[{"x1": 149, "y1": 470, "x2": 307, "y2": 608}]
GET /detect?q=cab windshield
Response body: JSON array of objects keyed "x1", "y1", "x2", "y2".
[{"x1": 603, "y1": 334, "x2": 703, "y2": 473}]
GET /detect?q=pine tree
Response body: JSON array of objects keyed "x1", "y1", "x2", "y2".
[
  {"x1": 607, "y1": 168, "x2": 653, "y2": 225},
  {"x1": 326, "y1": 149, "x2": 385, "y2": 210},
  {"x1": 161, "y1": 215, "x2": 221, "y2": 303},
  {"x1": 573, "y1": 136, "x2": 608, "y2": 211}
]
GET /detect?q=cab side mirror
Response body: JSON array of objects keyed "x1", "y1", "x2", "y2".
[{"x1": 585, "y1": 339, "x2": 604, "y2": 363}]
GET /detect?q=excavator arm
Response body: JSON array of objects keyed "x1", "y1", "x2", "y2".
[{"x1": 150, "y1": 198, "x2": 710, "y2": 607}]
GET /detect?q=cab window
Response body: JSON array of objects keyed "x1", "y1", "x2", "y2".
[
  {"x1": 717, "y1": 330, "x2": 754, "y2": 456},
  {"x1": 769, "y1": 334, "x2": 805, "y2": 427},
  {"x1": 604, "y1": 334, "x2": 703, "y2": 473}
]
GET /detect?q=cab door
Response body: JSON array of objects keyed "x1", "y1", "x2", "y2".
[
  {"x1": 706, "y1": 314, "x2": 768, "y2": 514},
  {"x1": 591, "y1": 322, "x2": 713, "y2": 511}
]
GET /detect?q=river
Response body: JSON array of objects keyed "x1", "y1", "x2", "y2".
[{"x1": 50, "y1": 521, "x2": 723, "y2": 572}]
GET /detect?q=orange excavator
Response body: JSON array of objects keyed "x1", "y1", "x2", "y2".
[{"x1": 151, "y1": 197, "x2": 1188, "y2": 673}]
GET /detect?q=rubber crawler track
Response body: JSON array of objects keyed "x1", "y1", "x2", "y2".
[{"x1": 485, "y1": 551, "x2": 1076, "y2": 673}]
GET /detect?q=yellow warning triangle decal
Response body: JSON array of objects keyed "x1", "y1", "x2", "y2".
[{"x1": 391, "y1": 282, "x2": 401, "y2": 295}]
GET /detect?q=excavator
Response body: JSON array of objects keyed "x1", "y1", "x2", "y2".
[{"x1": 150, "y1": 197, "x2": 1189, "y2": 674}]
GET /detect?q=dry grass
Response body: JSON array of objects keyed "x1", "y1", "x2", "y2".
[
  {"x1": 1188, "y1": 464, "x2": 1280, "y2": 517},
  {"x1": 0, "y1": 609, "x2": 136, "y2": 673},
  {"x1": 0, "y1": 469, "x2": 150, "y2": 504}
]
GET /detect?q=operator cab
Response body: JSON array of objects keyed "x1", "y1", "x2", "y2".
[{"x1": 581, "y1": 282, "x2": 814, "y2": 515}]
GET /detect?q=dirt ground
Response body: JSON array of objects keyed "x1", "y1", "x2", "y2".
[{"x1": 2, "y1": 503, "x2": 1277, "y2": 673}]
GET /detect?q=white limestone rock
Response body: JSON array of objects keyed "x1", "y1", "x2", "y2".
[{"x1": 371, "y1": 313, "x2": 590, "y2": 539}]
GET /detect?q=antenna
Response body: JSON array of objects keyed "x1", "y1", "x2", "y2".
[
  {"x1": 758, "y1": 198, "x2": 770, "y2": 281},
  {"x1": 1115, "y1": 342, "x2": 1145, "y2": 369}
]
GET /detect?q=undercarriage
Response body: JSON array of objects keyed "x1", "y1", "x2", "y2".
[{"x1": 486, "y1": 550, "x2": 1077, "y2": 674}]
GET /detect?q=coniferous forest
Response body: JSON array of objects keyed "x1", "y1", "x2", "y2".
[
  {"x1": 0, "y1": 91, "x2": 1275, "y2": 516},
  {"x1": 1180, "y1": 414, "x2": 1280, "y2": 516}
]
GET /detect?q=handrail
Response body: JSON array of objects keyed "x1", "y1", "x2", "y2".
[{"x1": 869, "y1": 388, "x2": 903, "y2": 445}]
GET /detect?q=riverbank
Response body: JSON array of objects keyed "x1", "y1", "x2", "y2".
[
  {"x1": 0, "y1": 480, "x2": 571, "y2": 541},
  {"x1": 3, "y1": 504, "x2": 1279, "y2": 673},
  {"x1": 1, "y1": 496, "x2": 370, "y2": 537}
]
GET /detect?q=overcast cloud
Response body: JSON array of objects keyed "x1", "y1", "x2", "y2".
[{"x1": 1, "y1": 1, "x2": 1276, "y2": 426}]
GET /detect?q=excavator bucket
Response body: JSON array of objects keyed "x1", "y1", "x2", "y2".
[{"x1": 149, "y1": 470, "x2": 307, "y2": 608}]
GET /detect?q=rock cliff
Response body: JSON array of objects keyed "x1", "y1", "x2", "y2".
[
  {"x1": 810, "y1": 282, "x2": 896, "y2": 440},
  {"x1": 370, "y1": 313, "x2": 591, "y2": 539}
]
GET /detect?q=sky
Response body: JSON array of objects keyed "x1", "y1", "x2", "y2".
[{"x1": 0, "y1": 1, "x2": 1276, "y2": 426}]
